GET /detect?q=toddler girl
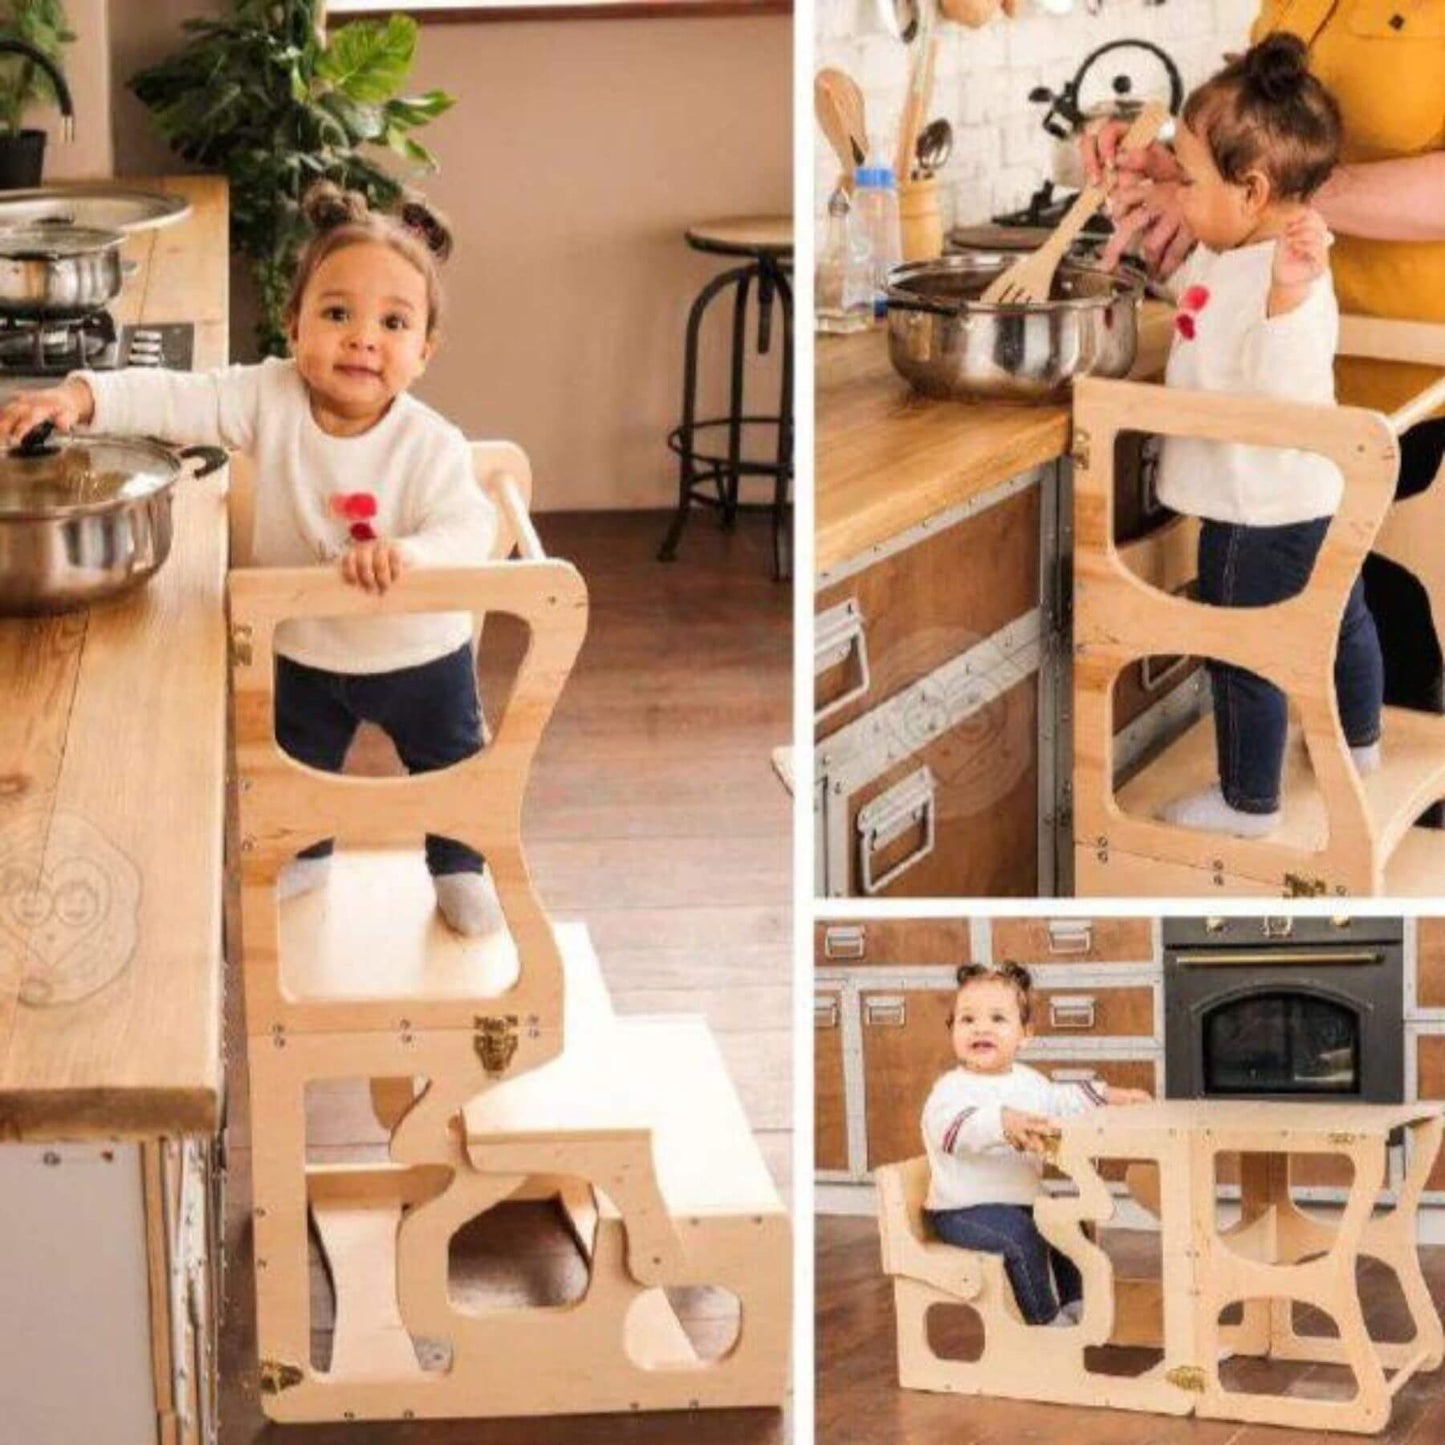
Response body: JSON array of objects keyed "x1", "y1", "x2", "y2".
[
  {"x1": 1146, "y1": 35, "x2": 1385, "y2": 837},
  {"x1": 922, "y1": 961, "x2": 1150, "y2": 1327},
  {"x1": 0, "y1": 183, "x2": 499, "y2": 934}
]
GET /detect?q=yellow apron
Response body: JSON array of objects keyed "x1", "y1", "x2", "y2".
[{"x1": 1253, "y1": 0, "x2": 1445, "y2": 410}]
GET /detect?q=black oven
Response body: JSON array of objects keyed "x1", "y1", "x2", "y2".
[{"x1": 1163, "y1": 916, "x2": 1404, "y2": 1103}]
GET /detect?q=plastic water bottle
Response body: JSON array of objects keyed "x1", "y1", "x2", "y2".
[
  {"x1": 852, "y1": 162, "x2": 903, "y2": 320},
  {"x1": 815, "y1": 187, "x2": 872, "y2": 334}
]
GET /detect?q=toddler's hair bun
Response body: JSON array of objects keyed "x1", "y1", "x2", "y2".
[
  {"x1": 397, "y1": 194, "x2": 454, "y2": 262},
  {"x1": 301, "y1": 180, "x2": 370, "y2": 232},
  {"x1": 1243, "y1": 32, "x2": 1310, "y2": 102}
]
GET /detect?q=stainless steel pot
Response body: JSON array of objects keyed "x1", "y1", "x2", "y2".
[
  {"x1": 0, "y1": 423, "x2": 226, "y2": 614},
  {"x1": 0, "y1": 224, "x2": 125, "y2": 321},
  {"x1": 885, "y1": 252, "x2": 1142, "y2": 403}
]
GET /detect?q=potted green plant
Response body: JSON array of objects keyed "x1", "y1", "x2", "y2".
[
  {"x1": 0, "y1": 0, "x2": 75, "y2": 189},
  {"x1": 131, "y1": 1, "x2": 453, "y2": 356}
]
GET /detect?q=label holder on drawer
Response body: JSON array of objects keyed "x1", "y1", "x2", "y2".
[
  {"x1": 857, "y1": 766, "x2": 936, "y2": 895},
  {"x1": 823, "y1": 923, "x2": 866, "y2": 960},
  {"x1": 1046, "y1": 919, "x2": 1093, "y2": 955},
  {"x1": 1047, "y1": 994, "x2": 1098, "y2": 1030},
  {"x1": 815, "y1": 995, "x2": 840, "y2": 1029},
  {"x1": 815, "y1": 598, "x2": 871, "y2": 725},
  {"x1": 864, "y1": 995, "x2": 907, "y2": 1027}
]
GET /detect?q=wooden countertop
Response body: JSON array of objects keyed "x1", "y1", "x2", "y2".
[
  {"x1": 0, "y1": 176, "x2": 229, "y2": 1141},
  {"x1": 816, "y1": 303, "x2": 1173, "y2": 578}
]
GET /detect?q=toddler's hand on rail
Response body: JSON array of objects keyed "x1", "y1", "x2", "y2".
[
  {"x1": 1001, "y1": 1107, "x2": 1056, "y2": 1156},
  {"x1": 341, "y1": 538, "x2": 405, "y2": 595},
  {"x1": 0, "y1": 377, "x2": 94, "y2": 446}
]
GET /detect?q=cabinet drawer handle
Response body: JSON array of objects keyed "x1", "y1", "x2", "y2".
[
  {"x1": 1141, "y1": 654, "x2": 1190, "y2": 693},
  {"x1": 824, "y1": 924, "x2": 866, "y2": 960},
  {"x1": 1049, "y1": 1067, "x2": 1102, "y2": 1084},
  {"x1": 864, "y1": 996, "x2": 907, "y2": 1027},
  {"x1": 815, "y1": 996, "x2": 840, "y2": 1029},
  {"x1": 857, "y1": 766, "x2": 936, "y2": 896},
  {"x1": 1046, "y1": 919, "x2": 1093, "y2": 955},
  {"x1": 815, "y1": 598, "x2": 871, "y2": 725},
  {"x1": 1048, "y1": 995, "x2": 1097, "y2": 1030}
]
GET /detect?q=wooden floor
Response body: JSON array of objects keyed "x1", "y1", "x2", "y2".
[
  {"x1": 817, "y1": 1215, "x2": 1445, "y2": 1445},
  {"x1": 220, "y1": 510, "x2": 792, "y2": 1443}
]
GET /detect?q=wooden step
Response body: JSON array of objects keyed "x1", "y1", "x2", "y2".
[
  {"x1": 1117, "y1": 706, "x2": 1445, "y2": 891},
  {"x1": 463, "y1": 1015, "x2": 783, "y2": 1220}
]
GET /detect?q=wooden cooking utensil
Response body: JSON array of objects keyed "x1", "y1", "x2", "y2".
[
  {"x1": 816, "y1": 68, "x2": 868, "y2": 192},
  {"x1": 981, "y1": 100, "x2": 1171, "y2": 305},
  {"x1": 893, "y1": 2, "x2": 938, "y2": 186}
]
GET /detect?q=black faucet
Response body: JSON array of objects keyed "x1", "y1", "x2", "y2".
[{"x1": 0, "y1": 38, "x2": 73, "y2": 141}]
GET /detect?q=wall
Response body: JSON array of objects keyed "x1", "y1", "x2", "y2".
[
  {"x1": 815, "y1": 0, "x2": 1257, "y2": 228},
  {"x1": 108, "y1": 6, "x2": 792, "y2": 513}
]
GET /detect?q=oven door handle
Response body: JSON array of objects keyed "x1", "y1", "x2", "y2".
[{"x1": 1171, "y1": 949, "x2": 1384, "y2": 966}]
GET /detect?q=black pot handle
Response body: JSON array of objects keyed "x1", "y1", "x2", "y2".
[
  {"x1": 13, "y1": 419, "x2": 57, "y2": 456},
  {"x1": 179, "y1": 445, "x2": 228, "y2": 479}
]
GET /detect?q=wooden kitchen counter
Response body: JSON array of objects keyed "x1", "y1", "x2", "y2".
[
  {"x1": 816, "y1": 303, "x2": 1173, "y2": 577},
  {"x1": 0, "y1": 176, "x2": 230, "y2": 1140}
]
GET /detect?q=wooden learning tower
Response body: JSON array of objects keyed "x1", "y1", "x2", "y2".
[
  {"x1": 1072, "y1": 316, "x2": 1445, "y2": 896},
  {"x1": 226, "y1": 445, "x2": 790, "y2": 1423}
]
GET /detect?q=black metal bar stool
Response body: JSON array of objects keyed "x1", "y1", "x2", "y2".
[{"x1": 658, "y1": 216, "x2": 793, "y2": 581}]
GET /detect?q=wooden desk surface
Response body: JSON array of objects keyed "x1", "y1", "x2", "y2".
[
  {"x1": 0, "y1": 176, "x2": 230, "y2": 1141},
  {"x1": 815, "y1": 303, "x2": 1174, "y2": 578},
  {"x1": 1061, "y1": 1098, "x2": 1442, "y2": 1145}
]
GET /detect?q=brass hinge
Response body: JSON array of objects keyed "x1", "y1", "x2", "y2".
[
  {"x1": 1283, "y1": 872, "x2": 1328, "y2": 897},
  {"x1": 1070, "y1": 427, "x2": 1091, "y2": 470},
  {"x1": 230, "y1": 624, "x2": 254, "y2": 668},
  {"x1": 1328, "y1": 1131, "x2": 1358, "y2": 1145},
  {"x1": 474, "y1": 1014, "x2": 519, "y2": 1076},
  {"x1": 1166, "y1": 1365, "x2": 1207, "y2": 1392},
  {"x1": 258, "y1": 1359, "x2": 303, "y2": 1395}
]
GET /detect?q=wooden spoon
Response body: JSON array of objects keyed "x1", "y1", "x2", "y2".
[
  {"x1": 981, "y1": 100, "x2": 1170, "y2": 305},
  {"x1": 816, "y1": 69, "x2": 868, "y2": 192}
]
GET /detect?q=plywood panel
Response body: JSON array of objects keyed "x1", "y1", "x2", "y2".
[
  {"x1": 813, "y1": 920, "x2": 972, "y2": 969},
  {"x1": 861, "y1": 989, "x2": 956, "y2": 1171},
  {"x1": 815, "y1": 991, "x2": 849, "y2": 1173},
  {"x1": 845, "y1": 677, "x2": 1037, "y2": 899},
  {"x1": 1029, "y1": 1057, "x2": 1159, "y2": 1183},
  {"x1": 1418, "y1": 919, "x2": 1445, "y2": 1009},
  {"x1": 991, "y1": 918, "x2": 1155, "y2": 966},
  {"x1": 816, "y1": 487, "x2": 1039, "y2": 738}
]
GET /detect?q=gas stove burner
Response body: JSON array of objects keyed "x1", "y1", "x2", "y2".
[{"x1": 0, "y1": 310, "x2": 118, "y2": 373}]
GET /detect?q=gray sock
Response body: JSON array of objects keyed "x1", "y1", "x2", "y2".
[
  {"x1": 278, "y1": 855, "x2": 331, "y2": 901},
  {"x1": 434, "y1": 871, "x2": 491, "y2": 937}
]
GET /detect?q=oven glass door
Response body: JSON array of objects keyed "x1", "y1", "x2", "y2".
[{"x1": 1202, "y1": 991, "x2": 1359, "y2": 1095}]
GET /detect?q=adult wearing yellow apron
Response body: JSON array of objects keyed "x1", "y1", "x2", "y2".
[{"x1": 1093, "y1": 1, "x2": 1445, "y2": 721}]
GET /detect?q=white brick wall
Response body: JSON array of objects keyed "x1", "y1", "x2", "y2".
[{"x1": 816, "y1": 0, "x2": 1259, "y2": 228}]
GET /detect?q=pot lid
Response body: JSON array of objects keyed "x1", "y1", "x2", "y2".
[
  {"x1": 0, "y1": 225, "x2": 124, "y2": 259},
  {"x1": 0, "y1": 428, "x2": 179, "y2": 518}
]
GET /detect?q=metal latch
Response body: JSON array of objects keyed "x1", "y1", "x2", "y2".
[
  {"x1": 823, "y1": 923, "x2": 865, "y2": 960},
  {"x1": 1046, "y1": 919, "x2": 1093, "y2": 955},
  {"x1": 229, "y1": 623, "x2": 254, "y2": 668},
  {"x1": 815, "y1": 598, "x2": 871, "y2": 725},
  {"x1": 1048, "y1": 995, "x2": 1097, "y2": 1031},
  {"x1": 474, "y1": 1015, "x2": 519, "y2": 1076},
  {"x1": 1166, "y1": 1365, "x2": 1207, "y2": 1392},
  {"x1": 863, "y1": 995, "x2": 907, "y2": 1027},
  {"x1": 1284, "y1": 872, "x2": 1329, "y2": 897},
  {"x1": 815, "y1": 996, "x2": 840, "y2": 1029},
  {"x1": 857, "y1": 766, "x2": 936, "y2": 896},
  {"x1": 258, "y1": 1360, "x2": 303, "y2": 1395}
]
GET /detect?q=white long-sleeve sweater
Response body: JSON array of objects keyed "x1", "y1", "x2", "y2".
[
  {"x1": 1157, "y1": 239, "x2": 1343, "y2": 527},
  {"x1": 921, "y1": 1063, "x2": 1105, "y2": 1211},
  {"x1": 78, "y1": 358, "x2": 497, "y2": 674}
]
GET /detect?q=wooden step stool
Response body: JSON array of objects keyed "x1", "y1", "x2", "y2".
[
  {"x1": 227, "y1": 445, "x2": 788, "y2": 1422},
  {"x1": 1073, "y1": 316, "x2": 1445, "y2": 895}
]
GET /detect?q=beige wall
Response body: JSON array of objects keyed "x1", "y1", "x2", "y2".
[{"x1": 107, "y1": 7, "x2": 792, "y2": 512}]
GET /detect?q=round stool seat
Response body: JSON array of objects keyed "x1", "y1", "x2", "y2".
[{"x1": 685, "y1": 216, "x2": 792, "y2": 260}]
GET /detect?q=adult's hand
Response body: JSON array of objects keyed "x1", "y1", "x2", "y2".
[{"x1": 1081, "y1": 117, "x2": 1196, "y2": 278}]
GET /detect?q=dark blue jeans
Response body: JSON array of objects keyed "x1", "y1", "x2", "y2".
[
  {"x1": 275, "y1": 643, "x2": 484, "y2": 875},
  {"x1": 1198, "y1": 517, "x2": 1383, "y2": 815},
  {"x1": 925, "y1": 1203, "x2": 1081, "y2": 1326}
]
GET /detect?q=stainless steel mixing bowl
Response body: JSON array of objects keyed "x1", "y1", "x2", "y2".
[{"x1": 885, "y1": 252, "x2": 1143, "y2": 403}]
